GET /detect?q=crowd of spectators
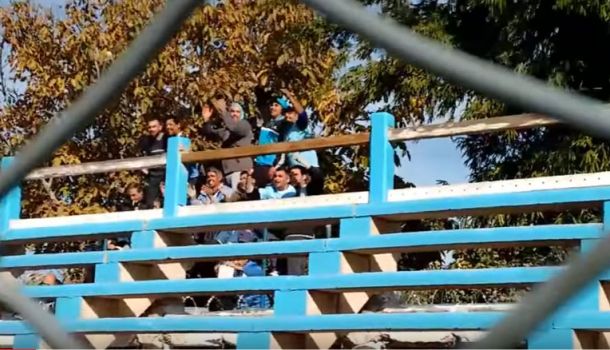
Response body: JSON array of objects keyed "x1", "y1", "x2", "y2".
[
  {"x1": 115, "y1": 90, "x2": 325, "y2": 311},
  {"x1": 1, "y1": 91, "x2": 326, "y2": 317}
]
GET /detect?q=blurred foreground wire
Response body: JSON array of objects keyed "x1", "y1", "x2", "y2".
[
  {"x1": 0, "y1": 277, "x2": 84, "y2": 349},
  {"x1": 299, "y1": 0, "x2": 610, "y2": 347},
  {"x1": 2, "y1": 0, "x2": 610, "y2": 348},
  {"x1": 0, "y1": 0, "x2": 202, "y2": 348}
]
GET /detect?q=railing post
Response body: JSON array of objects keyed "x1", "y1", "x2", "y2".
[
  {"x1": 528, "y1": 223, "x2": 606, "y2": 348},
  {"x1": 163, "y1": 136, "x2": 190, "y2": 217},
  {"x1": 0, "y1": 157, "x2": 36, "y2": 348},
  {"x1": 0, "y1": 157, "x2": 21, "y2": 234},
  {"x1": 368, "y1": 112, "x2": 395, "y2": 203}
]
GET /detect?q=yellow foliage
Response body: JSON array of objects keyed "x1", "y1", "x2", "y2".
[{"x1": 0, "y1": 0, "x2": 343, "y2": 217}]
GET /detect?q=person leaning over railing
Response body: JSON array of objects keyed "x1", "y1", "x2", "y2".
[{"x1": 201, "y1": 97, "x2": 253, "y2": 191}]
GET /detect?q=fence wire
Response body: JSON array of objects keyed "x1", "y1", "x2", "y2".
[
  {"x1": 0, "y1": 0, "x2": 610, "y2": 348},
  {"x1": 0, "y1": 0, "x2": 202, "y2": 348}
]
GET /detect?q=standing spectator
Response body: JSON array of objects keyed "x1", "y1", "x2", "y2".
[
  {"x1": 139, "y1": 117, "x2": 168, "y2": 208},
  {"x1": 278, "y1": 89, "x2": 324, "y2": 196},
  {"x1": 122, "y1": 184, "x2": 149, "y2": 211},
  {"x1": 252, "y1": 96, "x2": 291, "y2": 187},
  {"x1": 166, "y1": 110, "x2": 200, "y2": 186},
  {"x1": 202, "y1": 98, "x2": 253, "y2": 190},
  {"x1": 109, "y1": 184, "x2": 150, "y2": 250}
]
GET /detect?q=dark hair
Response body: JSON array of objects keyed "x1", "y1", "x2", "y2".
[
  {"x1": 275, "y1": 166, "x2": 290, "y2": 175},
  {"x1": 289, "y1": 165, "x2": 308, "y2": 175},
  {"x1": 240, "y1": 170, "x2": 250, "y2": 177}
]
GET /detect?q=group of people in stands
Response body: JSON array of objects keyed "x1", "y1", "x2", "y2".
[
  {"x1": 110, "y1": 90, "x2": 326, "y2": 310},
  {"x1": 130, "y1": 89, "x2": 323, "y2": 211}
]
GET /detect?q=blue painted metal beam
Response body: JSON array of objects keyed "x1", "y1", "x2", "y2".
[
  {"x1": 21, "y1": 267, "x2": 558, "y2": 298},
  {"x1": 5, "y1": 185, "x2": 610, "y2": 242},
  {"x1": 0, "y1": 251, "x2": 106, "y2": 269},
  {"x1": 0, "y1": 312, "x2": 505, "y2": 335},
  {"x1": 0, "y1": 224, "x2": 600, "y2": 270},
  {"x1": 554, "y1": 312, "x2": 610, "y2": 330},
  {"x1": 0, "y1": 321, "x2": 30, "y2": 335},
  {"x1": 331, "y1": 224, "x2": 601, "y2": 252}
]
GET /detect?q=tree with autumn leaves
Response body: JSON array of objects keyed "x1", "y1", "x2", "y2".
[
  {"x1": 0, "y1": 0, "x2": 351, "y2": 219},
  {"x1": 3, "y1": 0, "x2": 607, "y2": 304}
]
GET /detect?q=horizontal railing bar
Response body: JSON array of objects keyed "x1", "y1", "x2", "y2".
[
  {"x1": 0, "y1": 313, "x2": 504, "y2": 335},
  {"x1": 23, "y1": 267, "x2": 559, "y2": 298},
  {"x1": 24, "y1": 154, "x2": 165, "y2": 180},
  {"x1": 386, "y1": 113, "x2": 554, "y2": 142},
  {"x1": 24, "y1": 113, "x2": 556, "y2": 180},
  {"x1": 5, "y1": 174, "x2": 610, "y2": 242},
  {"x1": 0, "y1": 224, "x2": 600, "y2": 270},
  {"x1": 554, "y1": 312, "x2": 610, "y2": 330}
]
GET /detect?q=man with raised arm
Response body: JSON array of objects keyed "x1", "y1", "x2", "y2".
[
  {"x1": 202, "y1": 97, "x2": 253, "y2": 190},
  {"x1": 277, "y1": 89, "x2": 324, "y2": 195}
]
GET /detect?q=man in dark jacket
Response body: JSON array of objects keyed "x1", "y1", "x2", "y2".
[
  {"x1": 139, "y1": 117, "x2": 168, "y2": 207},
  {"x1": 202, "y1": 98, "x2": 253, "y2": 190}
]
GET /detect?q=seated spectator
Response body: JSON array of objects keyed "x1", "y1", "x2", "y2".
[
  {"x1": 189, "y1": 167, "x2": 235, "y2": 205},
  {"x1": 108, "y1": 184, "x2": 149, "y2": 250},
  {"x1": 13, "y1": 253, "x2": 64, "y2": 316},
  {"x1": 235, "y1": 167, "x2": 296, "y2": 201},
  {"x1": 139, "y1": 117, "x2": 168, "y2": 207},
  {"x1": 122, "y1": 184, "x2": 149, "y2": 211},
  {"x1": 166, "y1": 110, "x2": 201, "y2": 185},
  {"x1": 215, "y1": 259, "x2": 271, "y2": 310},
  {"x1": 228, "y1": 170, "x2": 257, "y2": 202},
  {"x1": 258, "y1": 167, "x2": 297, "y2": 200},
  {"x1": 289, "y1": 165, "x2": 310, "y2": 197},
  {"x1": 202, "y1": 98, "x2": 253, "y2": 190}
]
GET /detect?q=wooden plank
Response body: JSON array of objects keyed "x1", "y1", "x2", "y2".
[
  {"x1": 181, "y1": 133, "x2": 369, "y2": 164},
  {"x1": 26, "y1": 154, "x2": 165, "y2": 180},
  {"x1": 388, "y1": 113, "x2": 556, "y2": 141},
  {"x1": 23, "y1": 114, "x2": 557, "y2": 180}
]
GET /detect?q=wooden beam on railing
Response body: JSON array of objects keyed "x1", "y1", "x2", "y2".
[
  {"x1": 25, "y1": 155, "x2": 165, "y2": 180},
  {"x1": 182, "y1": 113, "x2": 556, "y2": 163},
  {"x1": 24, "y1": 113, "x2": 558, "y2": 180},
  {"x1": 388, "y1": 113, "x2": 556, "y2": 141}
]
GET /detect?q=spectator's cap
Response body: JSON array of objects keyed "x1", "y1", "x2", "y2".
[{"x1": 276, "y1": 96, "x2": 291, "y2": 110}]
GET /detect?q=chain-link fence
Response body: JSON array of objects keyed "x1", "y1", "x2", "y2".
[{"x1": 1, "y1": 0, "x2": 610, "y2": 348}]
